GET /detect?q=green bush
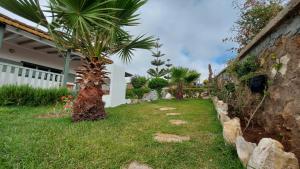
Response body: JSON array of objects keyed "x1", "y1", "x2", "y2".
[
  {"x1": 0, "y1": 85, "x2": 70, "y2": 106},
  {"x1": 131, "y1": 76, "x2": 147, "y2": 89},
  {"x1": 148, "y1": 78, "x2": 169, "y2": 97},
  {"x1": 126, "y1": 88, "x2": 150, "y2": 99},
  {"x1": 168, "y1": 88, "x2": 204, "y2": 98},
  {"x1": 236, "y1": 56, "x2": 259, "y2": 78},
  {"x1": 148, "y1": 78, "x2": 168, "y2": 90}
]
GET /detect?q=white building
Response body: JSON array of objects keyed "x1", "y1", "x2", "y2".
[{"x1": 0, "y1": 14, "x2": 130, "y2": 107}]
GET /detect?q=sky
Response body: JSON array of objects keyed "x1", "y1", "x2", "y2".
[{"x1": 0, "y1": 0, "x2": 239, "y2": 82}]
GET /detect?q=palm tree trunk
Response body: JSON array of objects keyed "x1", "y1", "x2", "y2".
[
  {"x1": 176, "y1": 82, "x2": 184, "y2": 100},
  {"x1": 72, "y1": 58, "x2": 108, "y2": 122}
]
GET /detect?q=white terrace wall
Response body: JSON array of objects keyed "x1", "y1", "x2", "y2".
[{"x1": 216, "y1": 0, "x2": 300, "y2": 161}]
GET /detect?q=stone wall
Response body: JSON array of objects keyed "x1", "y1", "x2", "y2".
[{"x1": 216, "y1": 0, "x2": 300, "y2": 161}]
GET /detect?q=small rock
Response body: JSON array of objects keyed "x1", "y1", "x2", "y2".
[
  {"x1": 166, "y1": 113, "x2": 181, "y2": 116},
  {"x1": 142, "y1": 90, "x2": 158, "y2": 102},
  {"x1": 159, "y1": 107, "x2": 176, "y2": 111},
  {"x1": 218, "y1": 112, "x2": 231, "y2": 125},
  {"x1": 236, "y1": 136, "x2": 256, "y2": 167},
  {"x1": 223, "y1": 118, "x2": 242, "y2": 145},
  {"x1": 127, "y1": 161, "x2": 152, "y2": 169},
  {"x1": 247, "y1": 138, "x2": 299, "y2": 169},
  {"x1": 154, "y1": 133, "x2": 190, "y2": 143},
  {"x1": 165, "y1": 93, "x2": 174, "y2": 99},
  {"x1": 169, "y1": 120, "x2": 187, "y2": 125}
]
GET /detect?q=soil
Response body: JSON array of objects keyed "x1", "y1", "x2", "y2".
[
  {"x1": 169, "y1": 120, "x2": 187, "y2": 125},
  {"x1": 236, "y1": 116, "x2": 292, "y2": 152},
  {"x1": 126, "y1": 161, "x2": 153, "y2": 169}
]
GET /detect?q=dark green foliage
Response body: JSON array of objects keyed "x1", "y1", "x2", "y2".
[
  {"x1": 131, "y1": 76, "x2": 147, "y2": 89},
  {"x1": 126, "y1": 88, "x2": 150, "y2": 99},
  {"x1": 225, "y1": 82, "x2": 236, "y2": 93},
  {"x1": 228, "y1": 56, "x2": 259, "y2": 78},
  {"x1": 0, "y1": 85, "x2": 70, "y2": 106},
  {"x1": 168, "y1": 88, "x2": 204, "y2": 98},
  {"x1": 236, "y1": 56, "x2": 259, "y2": 77},
  {"x1": 148, "y1": 78, "x2": 169, "y2": 91}
]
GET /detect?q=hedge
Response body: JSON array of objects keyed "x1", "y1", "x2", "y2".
[
  {"x1": 126, "y1": 88, "x2": 151, "y2": 99},
  {"x1": 0, "y1": 85, "x2": 71, "y2": 106},
  {"x1": 168, "y1": 88, "x2": 204, "y2": 98}
]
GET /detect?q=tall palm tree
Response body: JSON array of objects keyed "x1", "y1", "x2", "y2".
[
  {"x1": 170, "y1": 67, "x2": 200, "y2": 100},
  {"x1": 0, "y1": 0, "x2": 154, "y2": 122}
]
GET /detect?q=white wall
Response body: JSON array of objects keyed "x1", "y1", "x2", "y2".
[{"x1": 103, "y1": 64, "x2": 126, "y2": 107}]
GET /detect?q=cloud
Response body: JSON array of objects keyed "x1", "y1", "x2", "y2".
[
  {"x1": 112, "y1": 0, "x2": 239, "y2": 81},
  {"x1": 0, "y1": 0, "x2": 239, "y2": 82}
]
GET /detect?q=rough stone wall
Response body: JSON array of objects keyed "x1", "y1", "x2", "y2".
[{"x1": 216, "y1": 7, "x2": 300, "y2": 159}]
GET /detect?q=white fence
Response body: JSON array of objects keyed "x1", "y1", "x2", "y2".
[{"x1": 0, "y1": 62, "x2": 63, "y2": 88}]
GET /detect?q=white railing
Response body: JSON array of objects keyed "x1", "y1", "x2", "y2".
[{"x1": 0, "y1": 62, "x2": 63, "y2": 88}]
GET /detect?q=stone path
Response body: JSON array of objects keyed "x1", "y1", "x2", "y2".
[
  {"x1": 166, "y1": 112, "x2": 181, "y2": 116},
  {"x1": 126, "y1": 161, "x2": 153, "y2": 169},
  {"x1": 159, "y1": 107, "x2": 176, "y2": 111},
  {"x1": 169, "y1": 120, "x2": 187, "y2": 125},
  {"x1": 154, "y1": 133, "x2": 190, "y2": 143}
]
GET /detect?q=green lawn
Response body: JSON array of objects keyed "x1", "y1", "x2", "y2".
[{"x1": 0, "y1": 99, "x2": 243, "y2": 169}]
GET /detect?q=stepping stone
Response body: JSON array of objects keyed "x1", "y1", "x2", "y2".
[
  {"x1": 154, "y1": 133, "x2": 190, "y2": 143},
  {"x1": 159, "y1": 107, "x2": 176, "y2": 111},
  {"x1": 166, "y1": 113, "x2": 181, "y2": 116},
  {"x1": 169, "y1": 120, "x2": 187, "y2": 125},
  {"x1": 127, "y1": 161, "x2": 152, "y2": 169}
]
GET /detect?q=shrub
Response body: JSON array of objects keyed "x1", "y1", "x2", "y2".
[
  {"x1": 148, "y1": 78, "x2": 168, "y2": 90},
  {"x1": 0, "y1": 85, "x2": 70, "y2": 106},
  {"x1": 168, "y1": 88, "x2": 204, "y2": 98},
  {"x1": 148, "y1": 78, "x2": 168, "y2": 97},
  {"x1": 131, "y1": 76, "x2": 147, "y2": 89},
  {"x1": 126, "y1": 88, "x2": 150, "y2": 99}
]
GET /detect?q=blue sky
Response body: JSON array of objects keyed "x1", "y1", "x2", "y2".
[{"x1": 0, "y1": 0, "x2": 239, "y2": 81}]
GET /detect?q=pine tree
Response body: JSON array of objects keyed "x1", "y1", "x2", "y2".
[
  {"x1": 164, "y1": 59, "x2": 173, "y2": 80},
  {"x1": 147, "y1": 39, "x2": 168, "y2": 78}
]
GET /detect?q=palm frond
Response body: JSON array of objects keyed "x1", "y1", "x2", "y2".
[
  {"x1": 0, "y1": 0, "x2": 47, "y2": 26},
  {"x1": 117, "y1": 35, "x2": 155, "y2": 63}
]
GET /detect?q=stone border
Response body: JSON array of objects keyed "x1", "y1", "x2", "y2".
[{"x1": 212, "y1": 97, "x2": 299, "y2": 168}]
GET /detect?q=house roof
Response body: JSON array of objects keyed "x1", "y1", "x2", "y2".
[
  {"x1": 0, "y1": 13, "x2": 113, "y2": 64},
  {"x1": 216, "y1": 0, "x2": 300, "y2": 77}
]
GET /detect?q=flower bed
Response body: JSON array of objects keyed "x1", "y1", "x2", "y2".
[{"x1": 212, "y1": 97, "x2": 299, "y2": 169}]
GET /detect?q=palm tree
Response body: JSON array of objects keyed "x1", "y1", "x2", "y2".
[
  {"x1": 0, "y1": 0, "x2": 154, "y2": 122},
  {"x1": 170, "y1": 67, "x2": 200, "y2": 100}
]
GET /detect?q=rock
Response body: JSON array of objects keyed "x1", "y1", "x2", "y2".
[
  {"x1": 127, "y1": 161, "x2": 152, "y2": 169},
  {"x1": 126, "y1": 99, "x2": 132, "y2": 104},
  {"x1": 223, "y1": 118, "x2": 242, "y2": 145},
  {"x1": 169, "y1": 120, "x2": 187, "y2": 125},
  {"x1": 219, "y1": 112, "x2": 231, "y2": 125},
  {"x1": 142, "y1": 90, "x2": 158, "y2": 102},
  {"x1": 247, "y1": 138, "x2": 299, "y2": 169},
  {"x1": 131, "y1": 99, "x2": 140, "y2": 104},
  {"x1": 201, "y1": 91, "x2": 209, "y2": 99},
  {"x1": 236, "y1": 136, "x2": 257, "y2": 167},
  {"x1": 164, "y1": 93, "x2": 174, "y2": 99},
  {"x1": 217, "y1": 101, "x2": 228, "y2": 112},
  {"x1": 159, "y1": 107, "x2": 176, "y2": 111},
  {"x1": 166, "y1": 113, "x2": 181, "y2": 116},
  {"x1": 154, "y1": 133, "x2": 190, "y2": 143}
]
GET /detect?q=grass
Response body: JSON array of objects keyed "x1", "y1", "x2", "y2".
[{"x1": 0, "y1": 99, "x2": 243, "y2": 169}]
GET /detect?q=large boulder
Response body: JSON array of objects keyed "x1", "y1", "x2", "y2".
[
  {"x1": 236, "y1": 136, "x2": 257, "y2": 167},
  {"x1": 247, "y1": 138, "x2": 299, "y2": 169},
  {"x1": 142, "y1": 90, "x2": 158, "y2": 102},
  {"x1": 223, "y1": 118, "x2": 242, "y2": 145}
]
